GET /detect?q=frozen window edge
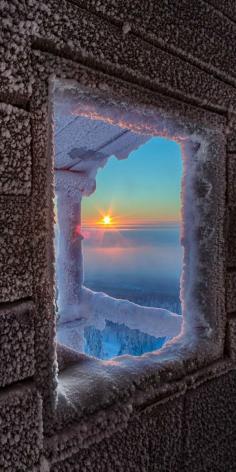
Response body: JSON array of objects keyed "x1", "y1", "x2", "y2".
[
  {"x1": 54, "y1": 96, "x2": 183, "y2": 357},
  {"x1": 47, "y1": 78, "x2": 226, "y2": 431}
]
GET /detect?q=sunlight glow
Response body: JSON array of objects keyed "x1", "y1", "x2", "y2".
[{"x1": 102, "y1": 215, "x2": 112, "y2": 225}]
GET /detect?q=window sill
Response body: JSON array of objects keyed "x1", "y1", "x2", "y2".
[{"x1": 53, "y1": 333, "x2": 222, "y2": 431}]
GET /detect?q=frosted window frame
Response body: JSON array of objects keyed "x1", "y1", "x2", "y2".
[
  {"x1": 52, "y1": 80, "x2": 226, "y2": 364},
  {"x1": 54, "y1": 93, "x2": 184, "y2": 355},
  {"x1": 31, "y1": 66, "x2": 226, "y2": 428}
]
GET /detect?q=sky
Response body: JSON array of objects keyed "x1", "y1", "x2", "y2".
[{"x1": 82, "y1": 137, "x2": 183, "y2": 228}]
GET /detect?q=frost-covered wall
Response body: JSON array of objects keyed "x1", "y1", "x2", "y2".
[{"x1": 0, "y1": 0, "x2": 236, "y2": 470}]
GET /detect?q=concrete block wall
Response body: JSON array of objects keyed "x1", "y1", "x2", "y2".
[
  {"x1": 226, "y1": 111, "x2": 236, "y2": 366},
  {"x1": 0, "y1": 384, "x2": 42, "y2": 471},
  {"x1": 0, "y1": 0, "x2": 236, "y2": 470},
  {"x1": 0, "y1": 302, "x2": 35, "y2": 388}
]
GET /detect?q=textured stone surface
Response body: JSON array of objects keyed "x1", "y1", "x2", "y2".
[
  {"x1": 184, "y1": 370, "x2": 236, "y2": 468},
  {"x1": 32, "y1": 0, "x2": 236, "y2": 112},
  {"x1": 0, "y1": 2, "x2": 33, "y2": 101},
  {"x1": 227, "y1": 208, "x2": 236, "y2": 268},
  {"x1": 51, "y1": 396, "x2": 184, "y2": 471},
  {"x1": 227, "y1": 131, "x2": 236, "y2": 153},
  {"x1": 0, "y1": 301, "x2": 35, "y2": 387},
  {"x1": 226, "y1": 113, "x2": 236, "y2": 152},
  {"x1": 74, "y1": 0, "x2": 236, "y2": 85},
  {"x1": 207, "y1": 0, "x2": 236, "y2": 22},
  {"x1": 0, "y1": 197, "x2": 33, "y2": 302},
  {"x1": 225, "y1": 318, "x2": 236, "y2": 360},
  {"x1": 227, "y1": 273, "x2": 236, "y2": 313},
  {"x1": 227, "y1": 153, "x2": 236, "y2": 205},
  {"x1": 0, "y1": 104, "x2": 31, "y2": 195},
  {"x1": 0, "y1": 383, "x2": 42, "y2": 471},
  {"x1": 184, "y1": 435, "x2": 236, "y2": 472}
]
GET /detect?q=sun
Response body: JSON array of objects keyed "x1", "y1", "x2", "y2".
[{"x1": 102, "y1": 215, "x2": 112, "y2": 225}]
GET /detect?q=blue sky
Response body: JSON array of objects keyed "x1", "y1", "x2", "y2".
[{"x1": 82, "y1": 137, "x2": 182, "y2": 227}]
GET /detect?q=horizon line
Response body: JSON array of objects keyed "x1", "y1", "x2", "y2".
[{"x1": 82, "y1": 221, "x2": 181, "y2": 229}]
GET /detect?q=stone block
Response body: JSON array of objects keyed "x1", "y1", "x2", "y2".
[
  {"x1": 74, "y1": 0, "x2": 236, "y2": 84},
  {"x1": 0, "y1": 384, "x2": 42, "y2": 471},
  {"x1": 227, "y1": 272, "x2": 236, "y2": 313},
  {"x1": 227, "y1": 133, "x2": 236, "y2": 153},
  {"x1": 227, "y1": 208, "x2": 236, "y2": 268},
  {"x1": 51, "y1": 396, "x2": 184, "y2": 471},
  {"x1": 227, "y1": 153, "x2": 236, "y2": 204},
  {"x1": 226, "y1": 114, "x2": 236, "y2": 152},
  {"x1": 184, "y1": 370, "x2": 236, "y2": 466},
  {"x1": 183, "y1": 435, "x2": 236, "y2": 472},
  {"x1": 0, "y1": 2, "x2": 33, "y2": 101},
  {"x1": 0, "y1": 197, "x2": 33, "y2": 302},
  {"x1": 225, "y1": 318, "x2": 236, "y2": 360},
  {"x1": 0, "y1": 104, "x2": 31, "y2": 195},
  {"x1": 0, "y1": 301, "x2": 35, "y2": 387},
  {"x1": 37, "y1": 0, "x2": 236, "y2": 112}
]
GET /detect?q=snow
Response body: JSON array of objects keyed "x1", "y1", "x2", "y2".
[
  {"x1": 54, "y1": 104, "x2": 150, "y2": 170},
  {"x1": 57, "y1": 287, "x2": 182, "y2": 357}
]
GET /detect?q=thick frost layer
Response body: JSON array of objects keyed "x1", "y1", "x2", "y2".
[
  {"x1": 60, "y1": 286, "x2": 181, "y2": 336},
  {"x1": 57, "y1": 287, "x2": 182, "y2": 355},
  {"x1": 55, "y1": 110, "x2": 149, "y2": 169}
]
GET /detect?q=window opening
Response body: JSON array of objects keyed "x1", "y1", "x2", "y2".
[{"x1": 53, "y1": 84, "x2": 183, "y2": 359}]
